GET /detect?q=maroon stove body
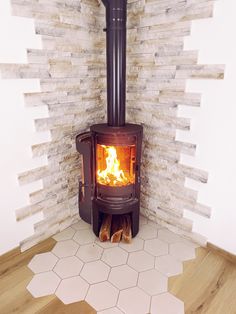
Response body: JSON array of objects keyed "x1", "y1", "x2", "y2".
[{"x1": 76, "y1": 0, "x2": 143, "y2": 237}]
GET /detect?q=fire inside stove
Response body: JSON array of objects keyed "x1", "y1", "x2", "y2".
[{"x1": 96, "y1": 144, "x2": 136, "y2": 187}]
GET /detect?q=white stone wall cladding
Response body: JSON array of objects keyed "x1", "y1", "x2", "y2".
[
  {"x1": 0, "y1": 0, "x2": 106, "y2": 251},
  {"x1": 126, "y1": 0, "x2": 224, "y2": 245},
  {"x1": 0, "y1": 0, "x2": 224, "y2": 250}
]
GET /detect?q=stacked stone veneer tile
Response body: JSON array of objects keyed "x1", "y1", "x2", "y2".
[
  {"x1": 0, "y1": 0, "x2": 224, "y2": 250},
  {"x1": 0, "y1": 0, "x2": 106, "y2": 251},
  {"x1": 126, "y1": 0, "x2": 224, "y2": 243}
]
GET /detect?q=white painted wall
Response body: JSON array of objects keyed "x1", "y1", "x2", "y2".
[
  {"x1": 0, "y1": 1, "x2": 50, "y2": 255},
  {"x1": 176, "y1": 0, "x2": 236, "y2": 254}
]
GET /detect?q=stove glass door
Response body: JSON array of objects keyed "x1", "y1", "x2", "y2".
[{"x1": 96, "y1": 144, "x2": 136, "y2": 187}]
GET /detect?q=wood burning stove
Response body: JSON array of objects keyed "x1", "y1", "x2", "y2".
[{"x1": 75, "y1": 0, "x2": 143, "y2": 239}]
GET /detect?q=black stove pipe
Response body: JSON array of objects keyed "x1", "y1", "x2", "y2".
[{"x1": 102, "y1": 0, "x2": 127, "y2": 127}]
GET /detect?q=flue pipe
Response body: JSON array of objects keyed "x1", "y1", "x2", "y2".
[{"x1": 102, "y1": 0, "x2": 127, "y2": 127}]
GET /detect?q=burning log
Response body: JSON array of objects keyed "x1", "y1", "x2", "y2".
[
  {"x1": 99, "y1": 214, "x2": 112, "y2": 241},
  {"x1": 111, "y1": 215, "x2": 123, "y2": 243},
  {"x1": 121, "y1": 214, "x2": 132, "y2": 243}
]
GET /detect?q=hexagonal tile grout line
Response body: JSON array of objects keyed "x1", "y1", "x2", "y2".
[
  {"x1": 54, "y1": 256, "x2": 83, "y2": 279},
  {"x1": 83, "y1": 260, "x2": 111, "y2": 284},
  {"x1": 127, "y1": 250, "x2": 155, "y2": 273},
  {"x1": 98, "y1": 306, "x2": 126, "y2": 314},
  {"x1": 112, "y1": 282, "x2": 121, "y2": 310},
  {"x1": 108, "y1": 264, "x2": 139, "y2": 290},
  {"x1": 117, "y1": 286, "x2": 151, "y2": 313},
  {"x1": 150, "y1": 291, "x2": 171, "y2": 312},
  {"x1": 137, "y1": 269, "x2": 168, "y2": 297},
  {"x1": 78, "y1": 272, "x2": 112, "y2": 304},
  {"x1": 99, "y1": 257, "x2": 121, "y2": 270},
  {"x1": 26, "y1": 219, "x2": 198, "y2": 313},
  {"x1": 51, "y1": 242, "x2": 83, "y2": 275},
  {"x1": 52, "y1": 273, "x2": 62, "y2": 298},
  {"x1": 28, "y1": 252, "x2": 59, "y2": 275},
  {"x1": 115, "y1": 285, "x2": 154, "y2": 313}
]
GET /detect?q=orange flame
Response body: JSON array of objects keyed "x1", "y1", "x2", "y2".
[{"x1": 97, "y1": 145, "x2": 129, "y2": 186}]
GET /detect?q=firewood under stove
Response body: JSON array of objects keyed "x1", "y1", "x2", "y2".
[
  {"x1": 99, "y1": 214, "x2": 132, "y2": 243},
  {"x1": 99, "y1": 214, "x2": 112, "y2": 242},
  {"x1": 111, "y1": 215, "x2": 123, "y2": 243},
  {"x1": 121, "y1": 214, "x2": 132, "y2": 243}
]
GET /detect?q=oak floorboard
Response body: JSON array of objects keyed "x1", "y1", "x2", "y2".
[
  {"x1": 37, "y1": 298, "x2": 96, "y2": 314},
  {"x1": 0, "y1": 238, "x2": 56, "y2": 278},
  {"x1": 0, "y1": 238, "x2": 95, "y2": 314},
  {"x1": 169, "y1": 248, "x2": 236, "y2": 314}
]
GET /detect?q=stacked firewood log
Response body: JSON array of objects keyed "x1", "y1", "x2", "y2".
[{"x1": 99, "y1": 214, "x2": 132, "y2": 243}]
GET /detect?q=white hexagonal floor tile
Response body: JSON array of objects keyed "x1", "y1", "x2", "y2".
[
  {"x1": 138, "y1": 224, "x2": 157, "y2": 240},
  {"x1": 28, "y1": 252, "x2": 58, "y2": 274},
  {"x1": 25, "y1": 217, "x2": 197, "y2": 311},
  {"x1": 76, "y1": 243, "x2": 103, "y2": 263},
  {"x1": 108, "y1": 265, "x2": 138, "y2": 290},
  {"x1": 98, "y1": 307, "x2": 124, "y2": 314},
  {"x1": 73, "y1": 229, "x2": 96, "y2": 245},
  {"x1": 140, "y1": 215, "x2": 148, "y2": 225},
  {"x1": 27, "y1": 271, "x2": 60, "y2": 297},
  {"x1": 158, "y1": 229, "x2": 182, "y2": 244},
  {"x1": 180, "y1": 238, "x2": 200, "y2": 249},
  {"x1": 138, "y1": 269, "x2": 168, "y2": 296},
  {"x1": 147, "y1": 220, "x2": 163, "y2": 230},
  {"x1": 101, "y1": 247, "x2": 128, "y2": 267},
  {"x1": 151, "y1": 292, "x2": 184, "y2": 314},
  {"x1": 52, "y1": 240, "x2": 79, "y2": 258},
  {"x1": 144, "y1": 238, "x2": 168, "y2": 257},
  {"x1": 155, "y1": 255, "x2": 183, "y2": 277},
  {"x1": 80, "y1": 260, "x2": 110, "y2": 284},
  {"x1": 119, "y1": 237, "x2": 144, "y2": 253},
  {"x1": 71, "y1": 219, "x2": 91, "y2": 231},
  {"x1": 128, "y1": 251, "x2": 155, "y2": 272},
  {"x1": 53, "y1": 227, "x2": 75, "y2": 242},
  {"x1": 95, "y1": 239, "x2": 118, "y2": 249},
  {"x1": 169, "y1": 242, "x2": 196, "y2": 261},
  {"x1": 53, "y1": 256, "x2": 83, "y2": 279},
  {"x1": 117, "y1": 287, "x2": 150, "y2": 314},
  {"x1": 55, "y1": 276, "x2": 89, "y2": 304},
  {"x1": 86, "y1": 282, "x2": 119, "y2": 312}
]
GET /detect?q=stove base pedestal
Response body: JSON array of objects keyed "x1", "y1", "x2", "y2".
[{"x1": 92, "y1": 199, "x2": 140, "y2": 238}]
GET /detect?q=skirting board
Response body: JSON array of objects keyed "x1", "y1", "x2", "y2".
[{"x1": 207, "y1": 242, "x2": 236, "y2": 264}]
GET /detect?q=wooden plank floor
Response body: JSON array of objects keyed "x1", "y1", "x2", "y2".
[
  {"x1": 0, "y1": 239, "x2": 236, "y2": 313},
  {"x1": 169, "y1": 247, "x2": 236, "y2": 314},
  {"x1": 0, "y1": 238, "x2": 95, "y2": 314}
]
